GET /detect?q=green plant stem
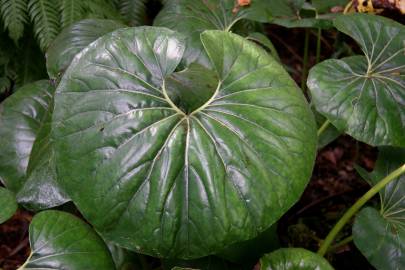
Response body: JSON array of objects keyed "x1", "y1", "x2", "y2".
[
  {"x1": 328, "y1": 235, "x2": 353, "y2": 252},
  {"x1": 301, "y1": 29, "x2": 310, "y2": 91},
  {"x1": 316, "y1": 28, "x2": 322, "y2": 63},
  {"x1": 318, "y1": 163, "x2": 405, "y2": 256},
  {"x1": 317, "y1": 120, "x2": 330, "y2": 137}
]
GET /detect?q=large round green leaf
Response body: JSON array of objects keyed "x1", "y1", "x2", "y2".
[
  {"x1": 0, "y1": 80, "x2": 69, "y2": 210},
  {"x1": 19, "y1": 210, "x2": 115, "y2": 270},
  {"x1": 154, "y1": 0, "x2": 270, "y2": 66},
  {"x1": 52, "y1": 26, "x2": 316, "y2": 258},
  {"x1": 259, "y1": 248, "x2": 334, "y2": 270},
  {"x1": 308, "y1": 14, "x2": 405, "y2": 147},
  {"x1": 46, "y1": 19, "x2": 126, "y2": 79},
  {"x1": 353, "y1": 147, "x2": 405, "y2": 270},
  {"x1": 0, "y1": 187, "x2": 17, "y2": 224}
]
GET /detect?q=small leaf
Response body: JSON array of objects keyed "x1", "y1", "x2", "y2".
[
  {"x1": 266, "y1": 0, "x2": 339, "y2": 29},
  {"x1": 46, "y1": 19, "x2": 126, "y2": 79},
  {"x1": 259, "y1": 248, "x2": 334, "y2": 270},
  {"x1": 354, "y1": 207, "x2": 405, "y2": 270},
  {"x1": 308, "y1": 14, "x2": 405, "y2": 147},
  {"x1": 19, "y1": 210, "x2": 115, "y2": 270},
  {"x1": 0, "y1": 187, "x2": 18, "y2": 224},
  {"x1": 353, "y1": 147, "x2": 405, "y2": 270}
]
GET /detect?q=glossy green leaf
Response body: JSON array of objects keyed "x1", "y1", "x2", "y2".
[
  {"x1": 52, "y1": 27, "x2": 316, "y2": 258},
  {"x1": 16, "y1": 95, "x2": 69, "y2": 211},
  {"x1": 0, "y1": 187, "x2": 18, "y2": 224},
  {"x1": 353, "y1": 147, "x2": 405, "y2": 270},
  {"x1": 153, "y1": 0, "x2": 271, "y2": 66},
  {"x1": 19, "y1": 210, "x2": 115, "y2": 270},
  {"x1": 0, "y1": 80, "x2": 68, "y2": 210},
  {"x1": 0, "y1": 80, "x2": 53, "y2": 191},
  {"x1": 259, "y1": 248, "x2": 334, "y2": 270},
  {"x1": 308, "y1": 14, "x2": 405, "y2": 147},
  {"x1": 46, "y1": 19, "x2": 126, "y2": 79}
]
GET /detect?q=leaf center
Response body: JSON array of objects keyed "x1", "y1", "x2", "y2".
[{"x1": 163, "y1": 63, "x2": 219, "y2": 115}]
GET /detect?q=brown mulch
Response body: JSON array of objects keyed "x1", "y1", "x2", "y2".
[{"x1": 0, "y1": 209, "x2": 32, "y2": 270}]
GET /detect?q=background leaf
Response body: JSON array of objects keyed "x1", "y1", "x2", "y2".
[
  {"x1": 19, "y1": 210, "x2": 115, "y2": 270},
  {"x1": 259, "y1": 248, "x2": 334, "y2": 270},
  {"x1": 0, "y1": 187, "x2": 18, "y2": 224},
  {"x1": 308, "y1": 14, "x2": 405, "y2": 147},
  {"x1": 0, "y1": 80, "x2": 67, "y2": 210},
  {"x1": 154, "y1": 0, "x2": 272, "y2": 66},
  {"x1": 353, "y1": 147, "x2": 405, "y2": 270}
]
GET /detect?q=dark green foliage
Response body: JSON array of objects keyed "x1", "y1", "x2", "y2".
[{"x1": 0, "y1": 1, "x2": 404, "y2": 270}]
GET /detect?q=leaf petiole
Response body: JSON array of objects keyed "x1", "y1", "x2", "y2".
[
  {"x1": 318, "y1": 163, "x2": 405, "y2": 256},
  {"x1": 317, "y1": 120, "x2": 330, "y2": 137}
]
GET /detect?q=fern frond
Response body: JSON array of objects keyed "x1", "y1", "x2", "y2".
[
  {"x1": 0, "y1": 0, "x2": 29, "y2": 43},
  {"x1": 118, "y1": 0, "x2": 148, "y2": 26},
  {"x1": 83, "y1": 0, "x2": 122, "y2": 20},
  {"x1": 28, "y1": 0, "x2": 60, "y2": 51},
  {"x1": 60, "y1": 0, "x2": 85, "y2": 28}
]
